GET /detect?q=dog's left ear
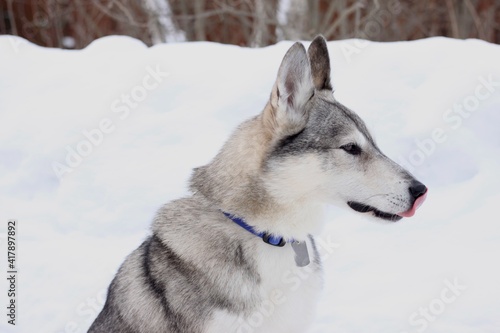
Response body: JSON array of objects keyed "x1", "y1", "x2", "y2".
[
  {"x1": 307, "y1": 35, "x2": 332, "y2": 91},
  {"x1": 266, "y1": 42, "x2": 314, "y2": 136}
]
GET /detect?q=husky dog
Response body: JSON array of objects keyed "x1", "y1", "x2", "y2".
[{"x1": 89, "y1": 35, "x2": 427, "y2": 333}]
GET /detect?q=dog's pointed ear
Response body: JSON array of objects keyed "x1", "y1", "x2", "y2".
[
  {"x1": 307, "y1": 35, "x2": 332, "y2": 91},
  {"x1": 267, "y1": 42, "x2": 313, "y2": 136}
]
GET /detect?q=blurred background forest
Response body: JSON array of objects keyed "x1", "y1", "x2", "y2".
[{"x1": 1, "y1": 0, "x2": 499, "y2": 49}]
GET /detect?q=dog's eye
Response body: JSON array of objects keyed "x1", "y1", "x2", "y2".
[{"x1": 340, "y1": 143, "x2": 362, "y2": 155}]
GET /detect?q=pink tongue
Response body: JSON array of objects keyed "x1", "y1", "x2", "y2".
[{"x1": 397, "y1": 190, "x2": 428, "y2": 218}]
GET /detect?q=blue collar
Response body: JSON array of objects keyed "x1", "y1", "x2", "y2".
[{"x1": 222, "y1": 212, "x2": 287, "y2": 247}]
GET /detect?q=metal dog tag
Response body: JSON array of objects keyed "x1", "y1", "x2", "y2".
[{"x1": 291, "y1": 241, "x2": 310, "y2": 267}]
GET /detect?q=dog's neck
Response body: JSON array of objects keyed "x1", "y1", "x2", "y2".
[
  {"x1": 189, "y1": 112, "x2": 325, "y2": 240},
  {"x1": 247, "y1": 200, "x2": 325, "y2": 241}
]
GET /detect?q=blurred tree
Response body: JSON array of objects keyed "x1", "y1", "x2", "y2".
[
  {"x1": 167, "y1": 0, "x2": 278, "y2": 46},
  {"x1": 0, "y1": 0, "x2": 498, "y2": 49}
]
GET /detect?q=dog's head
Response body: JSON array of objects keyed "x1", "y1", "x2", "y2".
[{"x1": 262, "y1": 36, "x2": 427, "y2": 221}]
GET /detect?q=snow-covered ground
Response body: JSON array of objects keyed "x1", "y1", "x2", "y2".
[{"x1": 0, "y1": 35, "x2": 499, "y2": 333}]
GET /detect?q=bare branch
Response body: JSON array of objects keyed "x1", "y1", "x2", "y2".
[
  {"x1": 6, "y1": 0, "x2": 18, "y2": 35},
  {"x1": 323, "y1": 1, "x2": 364, "y2": 40},
  {"x1": 464, "y1": 0, "x2": 486, "y2": 40},
  {"x1": 445, "y1": 0, "x2": 460, "y2": 38}
]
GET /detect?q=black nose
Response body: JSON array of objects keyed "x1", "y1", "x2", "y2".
[{"x1": 409, "y1": 181, "x2": 427, "y2": 199}]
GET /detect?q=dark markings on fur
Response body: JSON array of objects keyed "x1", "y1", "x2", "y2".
[
  {"x1": 269, "y1": 101, "x2": 340, "y2": 158},
  {"x1": 143, "y1": 236, "x2": 184, "y2": 333},
  {"x1": 154, "y1": 234, "x2": 244, "y2": 314},
  {"x1": 270, "y1": 128, "x2": 331, "y2": 158},
  {"x1": 321, "y1": 98, "x2": 377, "y2": 148},
  {"x1": 88, "y1": 277, "x2": 137, "y2": 333},
  {"x1": 234, "y1": 243, "x2": 245, "y2": 266},
  {"x1": 308, "y1": 235, "x2": 322, "y2": 268},
  {"x1": 321, "y1": 77, "x2": 332, "y2": 91},
  {"x1": 308, "y1": 90, "x2": 315, "y2": 102},
  {"x1": 269, "y1": 97, "x2": 380, "y2": 159},
  {"x1": 233, "y1": 242, "x2": 262, "y2": 285},
  {"x1": 275, "y1": 128, "x2": 305, "y2": 151},
  {"x1": 234, "y1": 242, "x2": 253, "y2": 272},
  {"x1": 91, "y1": 226, "x2": 262, "y2": 332},
  {"x1": 150, "y1": 235, "x2": 193, "y2": 281}
]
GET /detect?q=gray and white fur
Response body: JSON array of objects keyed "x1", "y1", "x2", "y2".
[{"x1": 89, "y1": 35, "x2": 427, "y2": 333}]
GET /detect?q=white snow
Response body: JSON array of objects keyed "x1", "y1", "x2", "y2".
[{"x1": 1, "y1": 35, "x2": 499, "y2": 333}]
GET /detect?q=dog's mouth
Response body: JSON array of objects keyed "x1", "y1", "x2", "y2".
[{"x1": 347, "y1": 201, "x2": 403, "y2": 222}]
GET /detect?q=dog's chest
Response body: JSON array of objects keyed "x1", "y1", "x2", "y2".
[{"x1": 205, "y1": 240, "x2": 323, "y2": 333}]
